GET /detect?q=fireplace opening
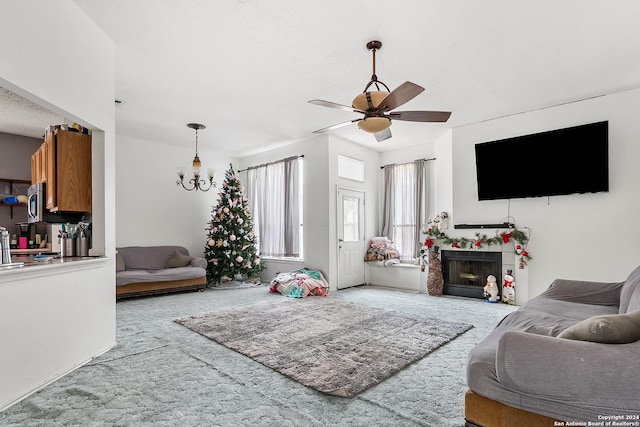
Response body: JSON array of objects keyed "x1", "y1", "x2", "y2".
[{"x1": 441, "y1": 250, "x2": 502, "y2": 299}]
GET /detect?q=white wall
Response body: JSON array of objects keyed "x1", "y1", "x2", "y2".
[
  {"x1": 115, "y1": 134, "x2": 236, "y2": 257},
  {"x1": 0, "y1": 0, "x2": 116, "y2": 410},
  {"x1": 452, "y1": 88, "x2": 640, "y2": 298}
]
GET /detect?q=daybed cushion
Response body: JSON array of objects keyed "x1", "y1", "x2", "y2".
[
  {"x1": 557, "y1": 310, "x2": 640, "y2": 343},
  {"x1": 116, "y1": 266, "x2": 206, "y2": 287}
]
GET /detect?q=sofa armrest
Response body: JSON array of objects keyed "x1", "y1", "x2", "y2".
[
  {"x1": 190, "y1": 257, "x2": 207, "y2": 269},
  {"x1": 496, "y1": 331, "x2": 640, "y2": 401},
  {"x1": 539, "y1": 278, "x2": 623, "y2": 306}
]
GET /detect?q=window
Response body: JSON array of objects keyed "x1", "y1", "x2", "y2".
[
  {"x1": 246, "y1": 156, "x2": 303, "y2": 259},
  {"x1": 381, "y1": 160, "x2": 428, "y2": 260},
  {"x1": 337, "y1": 154, "x2": 365, "y2": 182}
]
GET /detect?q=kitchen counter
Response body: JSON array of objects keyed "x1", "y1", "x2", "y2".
[{"x1": 0, "y1": 254, "x2": 107, "y2": 278}]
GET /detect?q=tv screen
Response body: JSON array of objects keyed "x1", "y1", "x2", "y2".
[{"x1": 475, "y1": 121, "x2": 609, "y2": 200}]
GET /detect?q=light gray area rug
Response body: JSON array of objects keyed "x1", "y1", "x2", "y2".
[
  {"x1": 0, "y1": 286, "x2": 517, "y2": 427},
  {"x1": 176, "y1": 298, "x2": 473, "y2": 397}
]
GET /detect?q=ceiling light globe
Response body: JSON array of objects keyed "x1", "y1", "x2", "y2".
[
  {"x1": 357, "y1": 117, "x2": 392, "y2": 133},
  {"x1": 192, "y1": 155, "x2": 202, "y2": 176}
]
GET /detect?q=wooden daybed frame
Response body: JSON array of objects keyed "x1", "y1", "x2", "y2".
[
  {"x1": 116, "y1": 277, "x2": 206, "y2": 299},
  {"x1": 464, "y1": 390, "x2": 561, "y2": 427}
]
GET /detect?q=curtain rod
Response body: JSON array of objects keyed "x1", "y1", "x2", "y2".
[
  {"x1": 238, "y1": 154, "x2": 304, "y2": 173},
  {"x1": 380, "y1": 157, "x2": 436, "y2": 169}
]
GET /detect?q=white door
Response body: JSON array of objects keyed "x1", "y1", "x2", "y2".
[{"x1": 337, "y1": 188, "x2": 365, "y2": 289}]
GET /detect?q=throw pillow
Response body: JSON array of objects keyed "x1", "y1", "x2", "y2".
[
  {"x1": 165, "y1": 251, "x2": 193, "y2": 268},
  {"x1": 115, "y1": 252, "x2": 125, "y2": 272},
  {"x1": 557, "y1": 310, "x2": 640, "y2": 344}
]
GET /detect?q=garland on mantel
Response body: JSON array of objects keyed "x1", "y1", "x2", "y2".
[{"x1": 423, "y1": 215, "x2": 532, "y2": 267}]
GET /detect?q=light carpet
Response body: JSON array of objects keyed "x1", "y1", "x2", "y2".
[
  {"x1": 176, "y1": 298, "x2": 473, "y2": 397},
  {"x1": 0, "y1": 286, "x2": 517, "y2": 427}
]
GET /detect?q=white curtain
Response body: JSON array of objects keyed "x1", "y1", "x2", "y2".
[
  {"x1": 381, "y1": 160, "x2": 428, "y2": 260},
  {"x1": 246, "y1": 156, "x2": 300, "y2": 257}
]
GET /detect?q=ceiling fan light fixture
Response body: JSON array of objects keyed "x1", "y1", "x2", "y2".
[
  {"x1": 357, "y1": 117, "x2": 391, "y2": 133},
  {"x1": 308, "y1": 39, "x2": 451, "y2": 141}
]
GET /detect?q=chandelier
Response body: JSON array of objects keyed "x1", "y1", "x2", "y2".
[{"x1": 176, "y1": 123, "x2": 216, "y2": 192}]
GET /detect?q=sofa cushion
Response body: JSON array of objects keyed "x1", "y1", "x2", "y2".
[
  {"x1": 557, "y1": 310, "x2": 640, "y2": 344},
  {"x1": 619, "y1": 265, "x2": 640, "y2": 313},
  {"x1": 116, "y1": 266, "x2": 206, "y2": 287},
  {"x1": 115, "y1": 252, "x2": 125, "y2": 272},
  {"x1": 116, "y1": 246, "x2": 189, "y2": 270},
  {"x1": 165, "y1": 251, "x2": 193, "y2": 268}
]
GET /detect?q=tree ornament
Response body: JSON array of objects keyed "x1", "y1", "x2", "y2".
[{"x1": 500, "y1": 232, "x2": 512, "y2": 244}]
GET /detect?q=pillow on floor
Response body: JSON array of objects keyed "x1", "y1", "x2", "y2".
[
  {"x1": 165, "y1": 251, "x2": 193, "y2": 268},
  {"x1": 558, "y1": 310, "x2": 640, "y2": 344}
]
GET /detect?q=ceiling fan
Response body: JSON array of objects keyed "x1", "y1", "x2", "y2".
[{"x1": 308, "y1": 40, "x2": 451, "y2": 142}]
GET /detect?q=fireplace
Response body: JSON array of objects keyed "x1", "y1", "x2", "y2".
[{"x1": 441, "y1": 250, "x2": 502, "y2": 299}]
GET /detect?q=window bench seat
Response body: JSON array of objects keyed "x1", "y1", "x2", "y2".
[{"x1": 365, "y1": 261, "x2": 422, "y2": 292}]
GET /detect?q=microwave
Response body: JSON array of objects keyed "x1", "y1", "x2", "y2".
[{"x1": 27, "y1": 182, "x2": 46, "y2": 223}]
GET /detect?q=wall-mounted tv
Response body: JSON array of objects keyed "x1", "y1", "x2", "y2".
[{"x1": 475, "y1": 121, "x2": 609, "y2": 201}]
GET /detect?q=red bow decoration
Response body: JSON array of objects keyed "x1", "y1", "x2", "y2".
[
  {"x1": 424, "y1": 238, "x2": 434, "y2": 249},
  {"x1": 501, "y1": 232, "x2": 512, "y2": 244}
]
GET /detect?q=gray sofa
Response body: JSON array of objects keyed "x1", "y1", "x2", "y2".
[
  {"x1": 116, "y1": 246, "x2": 207, "y2": 299},
  {"x1": 465, "y1": 265, "x2": 640, "y2": 426}
]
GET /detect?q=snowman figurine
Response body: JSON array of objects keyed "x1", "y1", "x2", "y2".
[
  {"x1": 484, "y1": 275, "x2": 500, "y2": 303},
  {"x1": 502, "y1": 269, "x2": 516, "y2": 305}
]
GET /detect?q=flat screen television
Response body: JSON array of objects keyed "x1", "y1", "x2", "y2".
[{"x1": 474, "y1": 121, "x2": 609, "y2": 200}]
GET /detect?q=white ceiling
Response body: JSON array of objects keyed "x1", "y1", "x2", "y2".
[{"x1": 4, "y1": 1, "x2": 640, "y2": 155}]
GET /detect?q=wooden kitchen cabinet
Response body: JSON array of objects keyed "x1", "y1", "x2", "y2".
[
  {"x1": 31, "y1": 143, "x2": 46, "y2": 184},
  {"x1": 43, "y1": 129, "x2": 92, "y2": 212}
]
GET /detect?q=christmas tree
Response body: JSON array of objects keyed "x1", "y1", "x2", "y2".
[{"x1": 204, "y1": 164, "x2": 263, "y2": 284}]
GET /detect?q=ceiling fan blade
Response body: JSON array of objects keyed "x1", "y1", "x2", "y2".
[
  {"x1": 389, "y1": 110, "x2": 452, "y2": 123},
  {"x1": 377, "y1": 81, "x2": 425, "y2": 111},
  {"x1": 308, "y1": 99, "x2": 367, "y2": 114},
  {"x1": 312, "y1": 119, "x2": 361, "y2": 134},
  {"x1": 374, "y1": 128, "x2": 392, "y2": 142}
]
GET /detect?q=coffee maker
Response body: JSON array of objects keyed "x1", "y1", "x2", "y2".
[{"x1": 16, "y1": 222, "x2": 36, "y2": 249}]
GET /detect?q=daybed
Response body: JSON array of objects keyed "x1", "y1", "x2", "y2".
[
  {"x1": 465, "y1": 265, "x2": 640, "y2": 426},
  {"x1": 116, "y1": 246, "x2": 207, "y2": 299}
]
